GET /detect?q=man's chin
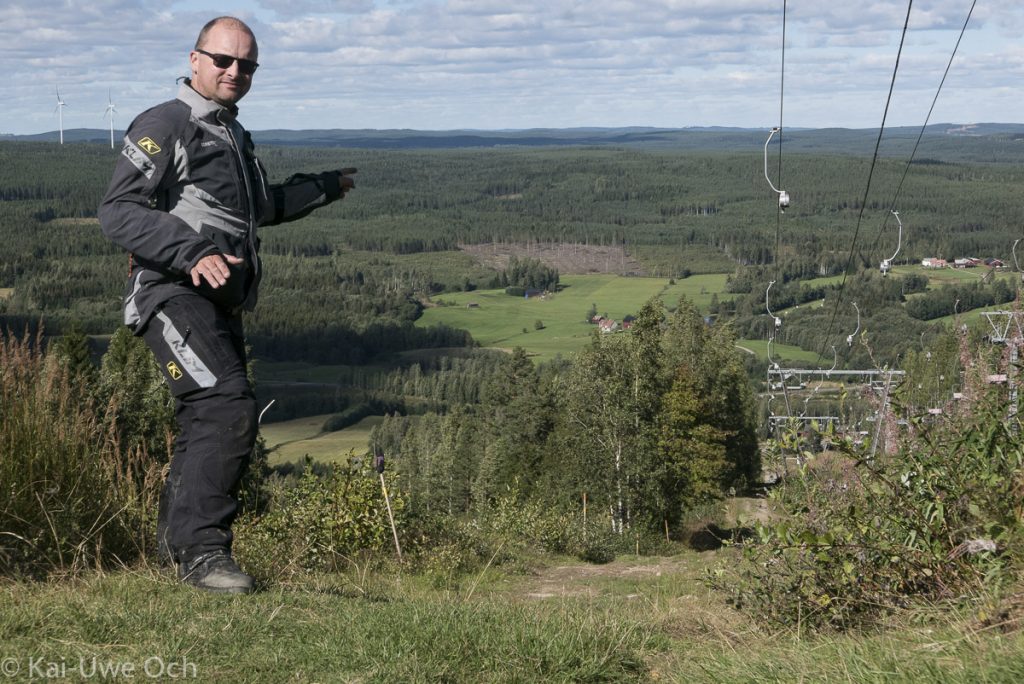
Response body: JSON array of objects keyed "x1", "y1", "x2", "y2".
[{"x1": 214, "y1": 90, "x2": 245, "y2": 107}]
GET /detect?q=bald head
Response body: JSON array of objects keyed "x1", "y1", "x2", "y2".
[
  {"x1": 195, "y1": 16, "x2": 257, "y2": 52},
  {"x1": 189, "y1": 17, "x2": 259, "y2": 107}
]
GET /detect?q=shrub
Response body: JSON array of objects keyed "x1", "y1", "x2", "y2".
[
  {"x1": 477, "y1": 489, "x2": 617, "y2": 564},
  {"x1": 234, "y1": 462, "x2": 406, "y2": 582},
  {"x1": 402, "y1": 488, "x2": 619, "y2": 586},
  {"x1": 720, "y1": 344, "x2": 1024, "y2": 630},
  {"x1": 578, "y1": 535, "x2": 616, "y2": 564}
]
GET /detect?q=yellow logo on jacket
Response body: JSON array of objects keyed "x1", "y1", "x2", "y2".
[
  {"x1": 166, "y1": 362, "x2": 184, "y2": 381},
  {"x1": 137, "y1": 137, "x2": 162, "y2": 155}
]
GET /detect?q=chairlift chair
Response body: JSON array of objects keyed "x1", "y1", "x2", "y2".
[
  {"x1": 766, "y1": 281, "x2": 782, "y2": 331},
  {"x1": 846, "y1": 302, "x2": 860, "y2": 347},
  {"x1": 881, "y1": 210, "x2": 903, "y2": 276},
  {"x1": 763, "y1": 128, "x2": 790, "y2": 211}
]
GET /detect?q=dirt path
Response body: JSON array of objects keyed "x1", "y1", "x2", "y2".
[
  {"x1": 516, "y1": 497, "x2": 770, "y2": 600},
  {"x1": 522, "y1": 556, "x2": 695, "y2": 600}
]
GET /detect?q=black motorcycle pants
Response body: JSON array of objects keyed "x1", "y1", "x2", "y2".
[{"x1": 142, "y1": 293, "x2": 257, "y2": 565}]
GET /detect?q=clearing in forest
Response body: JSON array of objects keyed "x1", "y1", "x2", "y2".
[{"x1": 416, "y1": 273, "x2": 731, "y2": 362}]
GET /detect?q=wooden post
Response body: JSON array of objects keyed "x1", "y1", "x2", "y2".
[
  {"x1": 582, "y1": 492, "x2": 588, "y2": 540},
  {"x1": 380, "y1": 473, "x2": 403, "y2": 563}
]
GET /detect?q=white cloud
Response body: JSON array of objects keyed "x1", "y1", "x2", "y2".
[
  {"x1": 0, "y1": 0, "x2": 1021, "y2": 134},
  {"x1": 257, "y1": 0, "x2": 373, "y2": 16}
]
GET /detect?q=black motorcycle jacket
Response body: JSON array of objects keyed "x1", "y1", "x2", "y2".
[{"x1": 99, "y1": 80, "x2": 346, "y2": 330}]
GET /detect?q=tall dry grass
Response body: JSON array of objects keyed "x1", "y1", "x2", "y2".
[{"x1": 1, "y1": 331, "x2": 162, "y2": 576}]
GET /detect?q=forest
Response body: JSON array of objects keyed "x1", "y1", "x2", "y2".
[{"x1": 2, "y1": 132, "x2": 1024, "y2": 528}]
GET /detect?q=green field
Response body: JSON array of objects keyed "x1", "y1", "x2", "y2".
[
  {"x1": 797, "y1": 274, "x2": 846, "y2": 289},
  {"x1": 735, "y1": 338, "x2": 822, "y2": 364},
  {"x1": 932, "y1": 304, "x2": 1023, "y2": 329},
  {"x1": 890, "y1": 264, "x2": 1015, "y2": 288},
  {"x1": 261, "y1": 415, "x2": 383, "y2": 465},
  {"x1": 417, "y1": 274, "x2": 731, "y2": 361},
  {"x1": 884, "y1": 265, "x2": 1020, "y2": 326},
  {"x1": 801, "y1": 265, "x2": 1015, "y2": 297}
]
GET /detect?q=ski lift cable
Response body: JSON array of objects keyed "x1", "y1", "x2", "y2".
[
  {"x1": 1011, "y1": 237, "x2": 1019, "y2": 286},
  {"x1": 803, "y1": 345, "x2": 837, "y2": 416},
  {"x1": 773, "y1": 0, "x2": 788, "y2": 283},
  {"x1": 766, "y1": 280, "x2": 782, "y2": 330},
  {"x1": 814, "y1": 0, "x2": 914, "y2": 367},
  {"x1": 765, "y1": 279, "x2": 792, "y2": 416},
  {"x1": 863, "y1": 0, "x2": 977, "y2": 263}
]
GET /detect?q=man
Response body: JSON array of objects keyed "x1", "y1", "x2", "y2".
[{"x1": 99, "y1": 16, "x2": 355, "y2": 594}]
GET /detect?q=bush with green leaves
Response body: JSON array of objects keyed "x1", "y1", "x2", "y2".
[
  {"x1": 403, "y1": 487, "x2": 620, "y2": 588},
  {"x1": 720, "y1": 341, "x2": 1024, "y2": 630},
  {"x1": 234, "y1": 462, "x2": 406, "y2": 581}
]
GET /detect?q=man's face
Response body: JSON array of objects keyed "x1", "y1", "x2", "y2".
[{"x1": 189, "y1": 25, "x2": 258, "y2": 107}]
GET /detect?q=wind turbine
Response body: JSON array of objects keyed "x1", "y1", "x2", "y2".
[
  {"x1": 102, "y1": 90, "x2": 117, "y2": 149},
  {"x1": 54, "y1": 87, "x2": 68, "y2": 145}
]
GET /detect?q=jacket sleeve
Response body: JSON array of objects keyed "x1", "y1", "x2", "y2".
[
  {"x1": 262, "y1": 169, "x2": 345, "y2": 227},
  {"x1": 98, "y1": 107, "x2": 218, "y2": 275}
]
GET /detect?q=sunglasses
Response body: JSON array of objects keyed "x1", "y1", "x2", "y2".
[{"x1": 196, "y1": 49, "x2": 259, "y2": 75}]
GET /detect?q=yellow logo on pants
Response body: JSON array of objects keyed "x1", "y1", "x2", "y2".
[{"x1": 166, "y1": 362, "x2": 184, "y2": 381}]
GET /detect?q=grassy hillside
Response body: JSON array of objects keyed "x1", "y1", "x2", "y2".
[
  {"x1": 3, "y1": 549, "x2": 1021, "y2": 682},
  {"x1": 261, "y1": 415, "x2": 383, "y2": 465},
  {"x1": 417, "y1": 273, "x2": 731, "y2": 361},
  {"x1": 890, "y1": 263, "x2": 1015, "y2": 286},
  {"x1": 735, "y1": 338, "x2": 822, "y2": 364}
]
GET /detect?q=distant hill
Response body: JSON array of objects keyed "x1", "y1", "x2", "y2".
[{"x1": 5, "y1": 123, "x2": 1024, "y2": 162}]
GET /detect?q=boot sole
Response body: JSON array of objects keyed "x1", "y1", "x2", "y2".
[{"x1": 186, "y1": 583, "x2": 255, "y2": 595}]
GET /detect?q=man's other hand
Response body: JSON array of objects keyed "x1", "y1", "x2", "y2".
[
  {"x1": 339, "y1": 168, "x2": 357, "y2": 196},
  {"x1": 191, "y1": 253, "x2": 244, "y2": 288}
]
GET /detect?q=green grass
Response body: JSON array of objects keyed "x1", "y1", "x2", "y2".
[
  {"x1": 417, "y1": 274, "x2": 731, "y2": 362},
  {"x1": 0, "y1": 570, "x2": 653, "y2": 682},
  {"x1": 798, "y1": 274, "x2": 846, "y2": 289},
  {"x1": 630, "y1": 243, "x2": 738, "y2": 275},
  {"x1": 2, "y1": 552, "x2": 1022, "y2": 683},
  {"x1": 932, "y1": 305, "x2": 1022, "y2": 329},
  {"x1": 261, "y1": 415, "x2": 383, "y2": 465},
  {"x1": 890, "y1": 264, "x2": 1016, "y2": 288},
  {"x1": 736, "y1": 338, "x2": 822, "y2": 364}
]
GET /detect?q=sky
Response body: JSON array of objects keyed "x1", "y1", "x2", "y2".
[{"x1": 1, "y1": 0, "x2": 1021, "y2": 135}]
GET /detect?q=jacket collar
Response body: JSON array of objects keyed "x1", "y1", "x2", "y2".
[{"x1": 177, "y1": 79, "x2": 239, "y2": 125}]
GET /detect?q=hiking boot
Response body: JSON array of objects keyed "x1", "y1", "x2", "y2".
[{"x1": 179, "y1": 549, "x2": 254, "y2": 595}]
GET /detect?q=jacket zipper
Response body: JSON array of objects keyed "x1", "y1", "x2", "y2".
[{"x1": 224, "y1": 122, "x2": 261, "y2": 294}]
